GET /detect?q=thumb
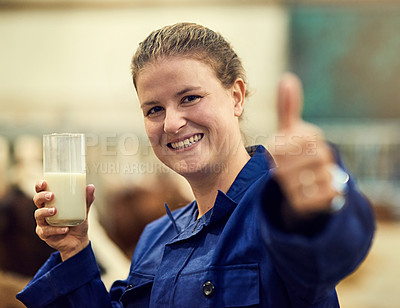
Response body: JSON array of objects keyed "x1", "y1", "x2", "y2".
[
  {"x1": 277, "y1": 72, "x2": 304, "y2": 131},
  {"x1": 86, "y1": 184, "x2": 95, "y2": 209}
]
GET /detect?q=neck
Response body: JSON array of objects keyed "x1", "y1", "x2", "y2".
[{"x1": 186, "y1": 145, "x2": 250, "y2": 219}]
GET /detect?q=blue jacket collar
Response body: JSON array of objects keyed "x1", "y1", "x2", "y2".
[
  {"x1": 165, "y1": 145, "x2": 275, "y2": 233},
  {"x1": 226, "y1": 145, "x2": 275, "y2": 203},
  {"x1": 208, "y1": 145, "x2": 275, "y2": 224}
]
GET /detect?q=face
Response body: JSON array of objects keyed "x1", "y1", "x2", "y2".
[{"x1": 136, "y1": 57, "x2": 245, "y2": 179}]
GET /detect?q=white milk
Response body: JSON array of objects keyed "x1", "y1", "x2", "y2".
[{"x1": 44, "y1": 172, "x2": 87, "y2": 226}]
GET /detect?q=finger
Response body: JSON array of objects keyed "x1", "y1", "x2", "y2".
[
  {"x1": 277, "y1": 72, "x2": 304, "y2": 131},
  {"x1": 35, "y1": 180, "x2": 47, "y2": 193},
  {"x1": 36, "y1": 224, "x2": 69, "y2": 240},
  {"x1": 34, "y1": 207, "x2": 56, "y2": 225},
  {"x1": 290, "y1": 187, "x2": 337, "y2": 214},
  {"x1": 276, "y1": 140, "x2": 333, "y2": 171},
  {"x1": 33, "y1": 191, "x2": 53, "y2": 208},
  {"x1": 86, "y1": 184, "x2": 95, "y2": 209}
]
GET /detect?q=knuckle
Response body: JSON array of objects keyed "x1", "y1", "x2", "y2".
[
  {"x1": 33, "y1": 193, "x2": 45, "y2": 207},
  {"x1": 39, "y1": 226, "x2": 51, "y2": 239},
  {"x1": 35, "y1": 180, "x2": 44, "y2": 192},
  {"x1": 32, "y1": 194, "x2": 39, "y2": 206},
  {"x1": 34, "y1": 209, "x2": 41, "y2": 220},
  {"x1": 36, "y1": 225, "x2": 44, "y2": 239}
]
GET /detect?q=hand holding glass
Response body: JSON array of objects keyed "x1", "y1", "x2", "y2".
[{"x1": 43, "y1": 133, "x2": 87, "y2": 226}]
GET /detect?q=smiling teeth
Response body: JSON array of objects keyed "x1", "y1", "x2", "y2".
[{"x1": 170, "y1": 134, "x2": 203, "y2": 150}]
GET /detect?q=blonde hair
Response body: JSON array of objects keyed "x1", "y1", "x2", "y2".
[{"x1": 131, "y1": 22, "x2": 248, "y2": 96}]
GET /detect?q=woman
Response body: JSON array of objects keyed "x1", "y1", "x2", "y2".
[{"x1": 18, "y1": 23, "x2": 375, "y2": 307}]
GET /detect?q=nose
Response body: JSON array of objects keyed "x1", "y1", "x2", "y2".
[{"x1": 163, "y1": 109, "x2": 187, "y2": 134}]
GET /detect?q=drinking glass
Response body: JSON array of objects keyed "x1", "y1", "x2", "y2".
[{"x1": 43, "y1": 133, "x2": 86, "y2": 226}]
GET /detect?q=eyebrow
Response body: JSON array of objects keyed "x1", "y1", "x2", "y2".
[
  {"x1": 175, "y1": 86, "x2": 202, "y2": 97},
  {"x1": 140, "y1": 86, "x2": 203, "y2": 109},
  {"x1": 140, "y1": 100, "x2": 158, "y2": 110}
]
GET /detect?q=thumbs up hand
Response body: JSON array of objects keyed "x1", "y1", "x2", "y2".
[{"x1": 271, "y1": 73, "x2": 342, "y2": 217}]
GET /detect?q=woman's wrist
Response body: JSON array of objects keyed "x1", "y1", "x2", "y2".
[{"x1": 60, "y1": 239, "x2": 90, "y2": 262}]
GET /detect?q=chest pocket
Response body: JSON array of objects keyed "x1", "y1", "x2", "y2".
[
  {"x1": 170, "y1": 264, "x2": 260, "y2": 307},
  {"x1": 120, "y1": 272, "x2": 154, "y2": 307}
]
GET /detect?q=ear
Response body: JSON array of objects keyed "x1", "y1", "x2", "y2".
[{"x1": 232, "y1": 78, "x2": 246, "y2": 117}]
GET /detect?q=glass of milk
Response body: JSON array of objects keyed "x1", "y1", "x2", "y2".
[{"x1": 43, "y1": 133, "x2": 87, "y2": 226}]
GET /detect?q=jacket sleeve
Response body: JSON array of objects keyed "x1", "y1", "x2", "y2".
[
  {"x1": 16, "y1": 242, "x2": 127, "y2": 308},
  {"x1": 260, "y1": 167, "x2": 376, "y2": 305}
]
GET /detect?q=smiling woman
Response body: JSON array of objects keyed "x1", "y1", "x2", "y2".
[
  {"x1": 133, "y1": 22, "x2": 248, "y2": 166},
  {"x1": 17, "y1": 22, "x2": 375, "y2": 308},
  {"x1": 135, "y1": 56, "x2": 248, "y2": 204}
]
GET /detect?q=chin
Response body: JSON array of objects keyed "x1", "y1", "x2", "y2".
[
  {"x1": 174, "y1": 160, "x2": 226, "y2": 179},
  {"x1": 170, "y1": 162, "x2": 201, "y2": 175}
]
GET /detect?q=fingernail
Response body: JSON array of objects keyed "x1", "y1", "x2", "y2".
[
  {"x1": 48, "y1": 208, "x2": 55, "y2": 215},
  {"x1": 45, "y1": 193, "x2": 52, "y2": 200},
  {"x1": 62, "y1": 227, "x2": 68, "y2": 233}
]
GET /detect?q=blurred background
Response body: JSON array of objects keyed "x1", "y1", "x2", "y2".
[{"x1": 0, "y1": 0, "x2": 399, "y2": 307}]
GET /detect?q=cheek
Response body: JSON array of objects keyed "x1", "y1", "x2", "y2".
[{"x1": 144, "y1": 121, "x2": 162, "y2": 147}]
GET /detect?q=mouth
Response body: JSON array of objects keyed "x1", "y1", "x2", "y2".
[{"x1": 167, "y1": 133, "x2": 204, "y2": 150}]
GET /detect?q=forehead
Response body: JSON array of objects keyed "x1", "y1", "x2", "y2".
[
  {"x1": 136, "y1": 57, "x2": 219, "y2": 97},
  {"x1": 140, "y1": 55, "x2": 215, "y2": 78}
]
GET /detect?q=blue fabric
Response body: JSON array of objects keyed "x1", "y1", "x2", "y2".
[{"x1": 17, "y1": 145, "x2": 375, "y2": 307}]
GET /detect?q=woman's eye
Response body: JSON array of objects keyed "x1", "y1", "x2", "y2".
[
  {"x1": 146, "y1": 106, "x2": 164, "y2": 116},
  {"x1": 182, "y1": 95, "x2": 201, "y2": 104}
]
